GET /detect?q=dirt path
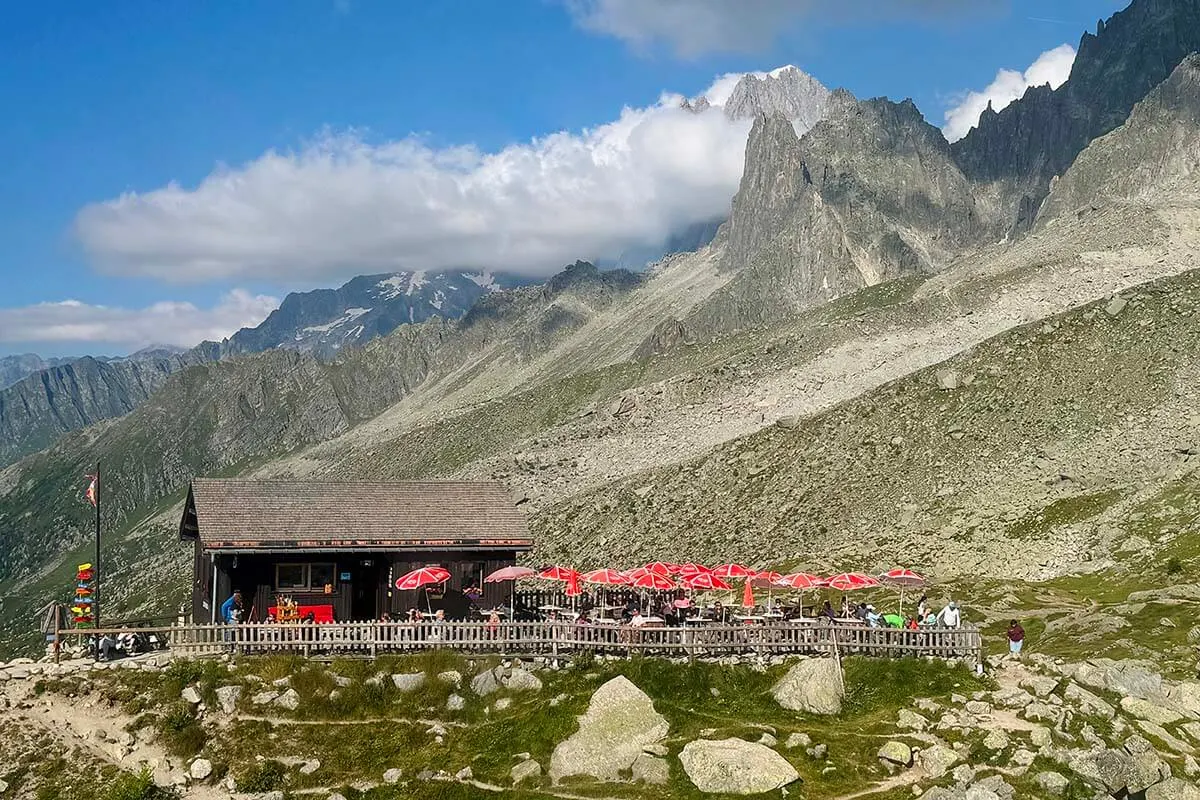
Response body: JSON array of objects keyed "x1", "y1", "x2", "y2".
[{"x1": 0, "y1": 679, "x2": 226, "y2": 799}]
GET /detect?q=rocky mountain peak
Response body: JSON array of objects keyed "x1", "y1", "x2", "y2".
[
  {"x1": 723, "y1": 66, "x2": 831, "y2": 134},
  {"x1": 952, "y1": 0, "x2": 1200, "y2": 226}
]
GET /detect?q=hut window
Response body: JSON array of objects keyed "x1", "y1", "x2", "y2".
[{"x1": 275, "y1": 563, "x2": 336, "y2": 591}]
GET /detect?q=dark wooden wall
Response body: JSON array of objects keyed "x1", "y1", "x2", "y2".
[{"x1": 195, "y1": 549, "x2": 523, "y2": 622}]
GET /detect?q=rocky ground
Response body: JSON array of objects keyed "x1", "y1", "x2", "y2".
[{"x1": 3, "y1": 644, "x2": 1200, "y2": 800}]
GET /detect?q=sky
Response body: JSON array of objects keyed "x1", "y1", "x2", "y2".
[{"x1": 0, "y1": 0, "x2": 1128, "y2": 357}]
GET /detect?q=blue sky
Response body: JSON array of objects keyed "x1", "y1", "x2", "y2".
[{"x1": 0, "y1": 0, "x2": 1126, "y2": 357}]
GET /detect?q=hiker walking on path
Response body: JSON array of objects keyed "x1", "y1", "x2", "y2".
[{"x1": 1007, "y1": 619, "x2": 1026, "y2": 657}]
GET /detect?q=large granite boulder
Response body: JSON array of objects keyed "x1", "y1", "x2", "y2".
[
  {"x1": 772, "y1": 657, "x2": 843, "y2": 715},
  {"x1": 1147, "y1": 778, "x2": 1200, "y2": 800},
  {"x1": 679, "y1": 738, "x2": 799, "y2": 794},
  {"x1": 548, "y1": 676, "x2": 668, "y2": 783}
]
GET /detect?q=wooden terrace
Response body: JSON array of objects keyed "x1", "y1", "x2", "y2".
[{"x1": 55, "y1": 619, "x2": 984, "y2": 668}]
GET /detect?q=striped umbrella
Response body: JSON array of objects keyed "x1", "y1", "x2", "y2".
[
  {"x1": 776, "y1": 572, "x2": 823, "y2": 589},
  {"x1": 642, "y1": 561, "x2": 675, "y2": 577},
  {"x1": 677, "y1": 563, "x2": 713, "y2": 577},
  {"x1": 484, "y1": 566, "x2": 537, "y2": 621}
]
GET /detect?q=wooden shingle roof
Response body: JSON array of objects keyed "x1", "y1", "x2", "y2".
[{"x1": 179, "y1": 478, "x2": 533, "y2": 551}]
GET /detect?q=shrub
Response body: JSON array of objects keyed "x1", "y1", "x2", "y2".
[
  {"x1": 236, "y1": 760, "x2": 287, "y2": 793},
  {"x1": 1166, "y1": 557, "x2": 1184, "y2": 576},
  {"x1": 104, "y1": 767, "x2": 177, "y2": 800}
]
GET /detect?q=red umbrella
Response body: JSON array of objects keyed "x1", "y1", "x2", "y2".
[
  {"x1": 681, "y1": 572, "x2": 732, "y2": 591},
  {"x1": 628, "y1": 572, "x2": 675, "y2": 590},
  {"x1": 582, "y1": 568, "x2": 631, "y2": 586},
  {"x1": 395, "y1": 566, "x2": 450, "y2": 590},
  {"x1": 741, "y1": 579, "x2": 755, "y2": 609},
  {"x1": 712, "y1": 564, "x2": 756, "y2": 579},
  {"x1": 677, "y1": 563, "x2": 713, "y2": 577},
  {"x1": 879, "y1": 568, "x2": 926, "y2": 616},
  {"x1": 777, "y1": 572, "x2": 822, "y2": 589},
  {"x1": 642, "y1": 561, "x2": 674, "y2": 577},
  {"x1": 826, "y1": 572, "x2": 881, "y2": 591},
  {"x1": 484, "y1": 566, "x2": 537, "y2": 583},
  {"x1": 395, "y1": 566, "x2": 451, "y2": 615},
  {"x1": 539, "y1": 566, "x2": 580, "y2": 581},
  {"x1": 750, "y1": 571, "x2": 784, "y2": 588},
  {"x1": 484, "y1": 566, "x2": 537, "y2": 620},
  {"x1": 879, "y1": 568, "x2": 926, "y2": 586}
]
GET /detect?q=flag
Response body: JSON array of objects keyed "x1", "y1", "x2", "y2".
[{"x1": 84, "y1": 474, "x2": 97, "y2": 507}]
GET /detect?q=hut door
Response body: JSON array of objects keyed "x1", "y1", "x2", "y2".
[{"x1": 350, "y1": 559, "x2": 381, "y2": 621}]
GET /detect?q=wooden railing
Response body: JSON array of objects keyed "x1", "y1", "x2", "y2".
[{"x1": 54, "y1": 620, "x2": 983, "y2": 667}]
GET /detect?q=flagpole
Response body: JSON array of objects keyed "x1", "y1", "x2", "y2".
[{"x1": 94, "y1": 461, "x2": 101, "y2": 634}]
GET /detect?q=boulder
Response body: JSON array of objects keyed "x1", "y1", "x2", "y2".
[
  {"x1": 919, "y1": 744, "x2": 960, "y2": 778},
  {"x1": 299, "y1": 760, "x2": 320, "y2": 775},
  {"x1": 274, "y1": 688, "x2": 300, "y2": 711},
  {"x1": 771, "y1": 658, "x2": 843, "y2": 715},
  {"x1": 982, "y1": 729, "x2": 1009, "y2": 750},
  {"x1": 1146, "y1": 778, "x2": 1200, "y2": 800},
  {"x1": 392, "y1": 672, "x2": 425, "y2": 692},
  {"x1": 878, "y1": 741, "x2": 913, "y2": 766},
  {"x1": 180, "y1": 686, "x2": 202, "y2": 705},
  {"x1": 251, "y1": 690, "x2": 279, "y2": 706},
  {"x1": 330, "y1": 674, "x2": 353, "y2": 688},
  {"x1": 1071, "y1": 659, "x2": 1162, "y2": 699},
  {"x1": 446, "y1": 694, "x2": 465, "y2": 712},
  {"x1": 437, "y1": 670, "x2": 463, "y2": 688},
  {"x1": 470, "y1": 669, "x2": 501, "y2": 697},
  {"x1": 511, "y1": 760, "x2": 541, "y2": 784},
  {"x1": 1172, "y1": 682, "x2": 1200, "y2": 716},
  {"x1": 1121, "y1": 696, "x2": 1184, "y2": 725},
  {"x1": 758, "y1": 732, "x2": 777, "y2": 747},
  {"x1": 1070, "y1": 748, "x2": 1137, "y2": 794},
  {"x1": 1065, "y1": 683, "x2": 1116, "y2": 718},
  {"x1": 897, "y1": 709, "x2": 929, "y2": 730},
  {"x1": 494, "y1": 698, "x2": 512, "y2": 712},
  {"x1": 678, "y1": 738, "x2": 799, "y2": 794},
  {"x1": 549, "y1": 676, "x2": 668, "y2": 783},
  {"x1": 215, "y1": 685, "x2": 242, "y2": 714},
  {"x1": 630, "y1": 754, "x2": 669, "y2": 785},
  {"x1": 383, "y1": 768, "x2": 403, "y2": 784},
  {"x1": 455, "y1": 767, "x2": 472, "y2": 781},
  {"x1": 1036, "y1": 771, "x2": 1069, "y2": 796},
  {"x1": 952, "y1": 764, "x2": 976, "y2": 786},
  {"x1": 1019, "y1": 676, "x2": 1059, "y2": 698},
  {"x1": 503, "y1": 669, "x2": 543, "y2": 692},
  {"x1": 784, "y1": 732, "x2": 811, "y2": 749},
  {"x1": 1030, "y1": 726, "x2": 1053, "y2": 749},
  {"x1": 189, "y1": 759, "x2": 213, "y2": 781}
]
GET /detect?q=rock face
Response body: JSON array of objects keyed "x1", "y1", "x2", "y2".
[
  {"x1": 953, "y1": 0, "x2": 1200, "y2": 226},
  {"x1": 215, "y1": 685, "x2": 242, "y2": 714},
  {"x1": 548, "y1": 676, "x2": 669, "y2": 783},
  {"x1": 722, "y1": 66, "x2": 831, "y2": 134},
  {"x1": 678, "y1": 738, "x2": 800, "y2": 794},
  {"x1": 0, "y1": 349, "x2": 214, "y2": 468},
  {"x1": 1041, "y1": 54, "x2": 1200, "y2": 221},
  {"x1": 219, "y1": 270, "x2": 518, "y2": 360},
  {"x1": 772, "y1": 657, "x2": 844, "y2": 715},
  {"x1": 691, "y1": 92, "x2": 983, "y2": 335}
]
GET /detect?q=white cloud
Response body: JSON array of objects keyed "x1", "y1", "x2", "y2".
[
  {"x1": 73, "y1": 75, "x2": 769, "y2": 285},
  {"x1": 0, "y1": 290, "x2": 279, "y2": 350},
  {"x1": 564, "y1": 0, "x2": 1002, "y2": 58},
  {"x1": 943, "y1": 43, "x2": 1077, "y2": 142}
]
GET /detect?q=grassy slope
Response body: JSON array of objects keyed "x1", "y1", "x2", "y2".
[
  {"x1": 38, "y1": 653, "x2": 989, "y2": 800},
  {"x1": 531, "y1": 267, "x2": 1200, "y2": 580}
]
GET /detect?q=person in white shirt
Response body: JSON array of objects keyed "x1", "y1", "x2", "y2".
[
  {"x1": 937, "y1": 601, "x2": 962, "y2": 628},
  {"x1": 865, "y1": 605, "x2": 882, "y2": 628},
  {"x1": 630, "y1": 609, "x2": 649, "y2": 628}
]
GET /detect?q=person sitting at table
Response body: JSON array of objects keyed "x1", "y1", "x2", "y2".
[
  {"x1": 865, "y1": 605, "x2": 882, "y2": 627},
  {"x1": 630, "y1": 609, "x2": 650, "y2": 628},
  {"x1": 712, "y1": 601, "x2": 725, "y2": 623},
  {"x1": 659, "y1": 598, "x2": 676, "y2": 626},
  {"x1": 855, "y1": 602, "x2": 870, "y2": 621},
  {"x1": 624, "y1": 597, "x2": 640, "y2": 621},
  {"x1": 882, "y1": 612, "x2": 904, "y2": 628},
  {"x1": 820, "y1": 600, "x2": 836, "y2": 620},
  {"x1": 839, "y1": 595, "x2": 851, "y2": 617}
]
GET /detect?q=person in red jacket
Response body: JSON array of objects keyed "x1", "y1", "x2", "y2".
[{"x1": 1007, "y1": 619, "x2": 1026, "y2": 657}]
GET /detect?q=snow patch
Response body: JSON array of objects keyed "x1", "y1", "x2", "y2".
[
  {"x1": 302, "y1": 307, "x2": 370, "y2": 334},
  {"x1": 406, "y1": 270, "x2": 427, "y2": 296},
  {"x1": 465, "y1": 272, "x2": 496, "y2": 291},
  {"x1": 375, "y1": 274, "x2": 410, "y2": 299}
]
